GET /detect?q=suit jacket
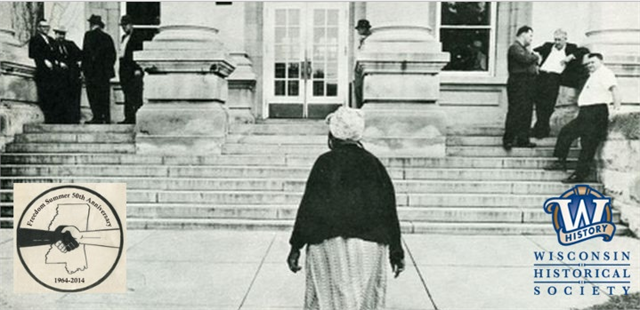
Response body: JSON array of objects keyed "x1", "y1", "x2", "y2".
[
  {"x1": 119, "y1": 30, "x2": 145, "y2": 79},
  {"x1": 55, "y1": 39, "x2": 82, "y2": 77},
  {"x1": 82, "y1": 28, "x2": 116, "y2": 82},
  {"x1": 28, "y1": 33, "x2": 57, "y2": 81},
  {"x1": 508, "y1": 41, "x2": 539, "y2": 76},
  {"x1": 534, "y1": 42, "x2": 587, "y2": 88}
]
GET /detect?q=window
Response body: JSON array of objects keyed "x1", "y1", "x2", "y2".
[
  {"x1": 124, "y1": 2, "x2": 160, "y2": 42},
  {"x1": 438, "y1": 2, "x2": 495, "y2": 73}
]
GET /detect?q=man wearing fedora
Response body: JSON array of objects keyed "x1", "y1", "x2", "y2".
[
  {"x1": 353, "y1": 19, "x2": 371, "y2": 108},
  {"x1": 82, "y1": 14, "x2": 116, "y2": 124},
  {"x1": 118, "y1": 15, "x2": 145, "y2": 124},
  {"x1": 53, "y1": 26, "x2": 83, "y2": 124},
  {"x1": 29, "y1": 19, "x2": 58, "y2": 124}
]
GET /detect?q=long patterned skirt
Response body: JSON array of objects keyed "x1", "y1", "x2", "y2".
[{"x1": 304, "y1": 237, "x2": 388, "y2": 310}]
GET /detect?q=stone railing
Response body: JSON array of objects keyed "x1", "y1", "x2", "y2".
[{"x1": 598, "y1": 111, "x2": 640, "y2": 236}]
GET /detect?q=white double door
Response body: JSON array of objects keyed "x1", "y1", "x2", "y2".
[{"x1": 264, "y1": 2, "x2": 349, "y2": 119}]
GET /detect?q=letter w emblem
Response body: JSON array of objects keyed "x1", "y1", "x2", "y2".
[{"x1": 544, "y1": 198, "x2": 610, "y2": 231}]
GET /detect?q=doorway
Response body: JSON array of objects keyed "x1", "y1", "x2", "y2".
[{"x1": 263, "y1": 2, "x2": 349, "y2": 119}]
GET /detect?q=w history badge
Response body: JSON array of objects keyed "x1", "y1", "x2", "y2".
[{"x1": 543, "y1": 185, "x2": 616, "y2": 246}]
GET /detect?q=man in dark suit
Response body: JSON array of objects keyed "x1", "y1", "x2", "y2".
[
  {"x1": 353, "y1": 19, "x2": 371, "y2": 108},
  {"x1": 503, "y1": 26, "x2": 540, "y2": 150},
  {"x1": 28, "y1": 19, "x2": 59, "y2": 124},
  {"x1": 531, "y1": 29, "x2": 587, "y2": 138},
  {"x1": 53, "y1": 26, "x2": 83, "y2": 124},
  {"x1": 82, "y1": 15, "x2": 116, "y2": 124},
  {"x1": 118, "y1": 15, "x2": 145, "y2": 124}
]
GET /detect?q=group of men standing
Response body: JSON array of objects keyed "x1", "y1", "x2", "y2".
[
  {"x1": 29, "y1": 15, "x2": 144, "y2": 125},
  {"x1": 504, "y1": 26, "x2": 621, "y2": 183}
]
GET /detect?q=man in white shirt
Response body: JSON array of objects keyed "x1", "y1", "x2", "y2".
[
  {"x1": 544, "y1": 53, "x2": 621, "y2": 183},
  {"x1": 532, "y1": 29, "x2": 584, "y2": 139}
]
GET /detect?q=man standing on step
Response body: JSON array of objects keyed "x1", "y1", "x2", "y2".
[
  {"x1": 118, "y1": 15, "x2": 145, "y2": 124},
  {"x1": 53, "y1": 26, "x2": 83, "y2": 124},
  {"x1": 29, "y1": 19, "x2": 58, "y2": 124},
  {"x1": 82, "y1": 15, "x2": 116, "y2": 124},
  {"x1": 353, "y1": 19, "x2": 372, "y2": 108},
  {"x1": 531, "y1": 29, "x2": 584, "y2": 139},
  {"x1": 503, "y1": 26, "x2": 540, "y2": 150},
  {"x1": 544, "y1": 53, "x2": 621, "y2": 183}
]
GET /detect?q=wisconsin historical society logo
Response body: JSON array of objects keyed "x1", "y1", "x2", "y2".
[
  {"x1": 543, "y1": 185, "x2": 616, "y2": 246},
  {"x1": 14, "y1": 184, "x2": 126, "y2": 293}
]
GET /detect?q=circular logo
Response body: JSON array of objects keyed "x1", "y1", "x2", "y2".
[{"x1": 16, "y1": 185, "x2": 124, "y2": 292}]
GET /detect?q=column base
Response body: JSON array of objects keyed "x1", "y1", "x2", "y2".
[
  {"x1": 228, "y1": 108, "x2": 255, "y2": 124},
  {"x1": 361, "y1": 103, "x2": 447, "y2": 157},
  {"x1": 136, "y1": 102, "x2": 228, "y2": 155}
]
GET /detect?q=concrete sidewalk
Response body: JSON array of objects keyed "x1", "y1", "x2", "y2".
[{"x1": 1, "y1": 229, "x2": 639, "y2": 310}]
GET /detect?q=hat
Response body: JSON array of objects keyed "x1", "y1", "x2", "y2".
[
  {"x1": 87, "y1": 14, "x2": 105, "y2": 27},
  {"x1": 120, "y1": 15, "x2": 133, "y2": 25},
  {"x1": 326, "y1": 107, "x2": 365, "y2": 141},
  {"x1": 37, "y1": 20, "x2": 50, "y2": 27},
  {"x1": 355, "y1": 19, "x2": 371, "y2": 30},
  {"x1": 53, "y1": 26, "x2": 67, "y2": 33}
]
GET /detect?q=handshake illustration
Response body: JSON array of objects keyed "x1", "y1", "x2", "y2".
[
  {"x1": 53, "y1": 226, "x2": 82, "y2": 253},
  {"x1": 17, "y1": 225, "x2": 120, "y2": 251}
]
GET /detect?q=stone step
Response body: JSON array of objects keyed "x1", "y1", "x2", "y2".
[
  {"x1": 1, "y1": 202, "x2": 620, "y2": 225},
  {"x1": 0, "y1": 189, "x2": 575, "y2": 207},
  {"x1": 222, "y1": 143, "x2": 328, "y2": 155},
  {"x1": 124, "y1": 219, "x2": 628, "y2": 235},
  {"x1": 123, "y1": 204, "x2": 620, "y2": 224},
  {"x1": 0, "y1": 165, "x2": 580, "y2": 181},
  {"x1": 226, "y1": 134, "x2": 327, "y2": 145},
  {"x1": 0, "y1": 153, "x2": 292, "y2": 166},
  {"x1": 0, "y1": 153, "x2": 581, "y2": 170},
  {"x1": 447, "y1": 136, "x2": 567, "y2": 147},
  {"x1": 446, "y1": 127, "x2": 504, "y2": 137},
  {"x1": 23, "y1": 123, "x2": 135, "y2": 133},
  {"x1": 14, "y1": 132, "x2": 134, "y2": 144},
  {"x1": 0, "y1": 165, "x2": 311, "y2": 178},
  {"x1": 1, "y1": 177, "x2": 603, "y2": 195},
  {"x1": 1, "y1": 215, "x2": 627, "y2": 235},
  {"x1": 447, "y1": 146, "x2": 579, "y2": 158},
  {"x1": 229, "y1": 122, "x2": 328, "y2": 135},
  {"x1": 5, "y1": 143, "x2": 136, "y2": 154},
  {"x1": 402, "y1": 168, "x2": 577, "y2": 181}
]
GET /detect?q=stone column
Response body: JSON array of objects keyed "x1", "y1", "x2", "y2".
[
  {"x1": 0, "y1": 3, "x2": 19, "y2": 47},
  {"x1": 227, "y1": 52, "x2": 256, "y2": 124},
  {"x1": 357, "y1": 25, "x2": 449, "y2": 157},
  {"x1": 0, "y1": 3, "x2": 39, "y2": 150},
  {"x1": 134, "y1": 25, "x2": 235, "y2": 154},
  {"x1": 584, "y1": 2, "x2": 640, "y2": 107}
]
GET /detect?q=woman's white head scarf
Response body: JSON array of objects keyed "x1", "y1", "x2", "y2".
[{"x1": 326, "y1": 107, "x2": 365, "y2": 141}]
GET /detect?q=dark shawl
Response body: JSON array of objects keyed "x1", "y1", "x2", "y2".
[{"x1": 289, "y1": 143, "x2": 404, "y2": 261}]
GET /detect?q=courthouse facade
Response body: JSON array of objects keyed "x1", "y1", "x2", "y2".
[
  {"x1": 1, "y1": 2, "x2": 638, "y2": 127},
  {"x1": 1, "y1": 2, "x2": 639, "y2": 233}
]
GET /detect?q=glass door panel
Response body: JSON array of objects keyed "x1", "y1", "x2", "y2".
[{"x1": 265, "y1": 3, "x2": 347, "y2": 119}]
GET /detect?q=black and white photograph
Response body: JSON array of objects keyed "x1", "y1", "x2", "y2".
[{"x1": 1, "y1": 1, "x2": 639, "y2": 309}]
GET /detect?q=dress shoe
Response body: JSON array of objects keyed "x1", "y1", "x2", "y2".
[
  {"x1": 502, "y1": 142, "x2": 513, "y2": 151},
  {"x1": 544, "y1": 160, "x2": 567, "y2": 171},
  {"x1": 118, "y1": 120, "x2": 134, "y2": 124},
  {"x1": 515, "y1": 142, "x2": 537, "y2": 148},
  {"x1": 85, "y1": 119, "x2": 101, "y2": 124},
  {"x1": 561, "y1": 173, "x2": 586, "y2": 184}
]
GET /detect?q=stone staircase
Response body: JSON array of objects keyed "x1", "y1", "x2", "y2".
[{"x1": 0, "y1": 121, "x2": 627, "y2": 235}]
